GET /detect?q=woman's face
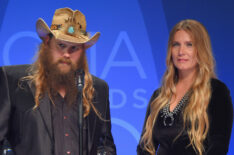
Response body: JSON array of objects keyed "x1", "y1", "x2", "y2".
[{"x1": 171, "y1": 30, "x2": 198, "y2": 76}]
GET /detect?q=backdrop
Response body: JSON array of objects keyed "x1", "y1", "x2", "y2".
[{"x1": 0, "y1": 0, "x2": 233, "y2": 154}]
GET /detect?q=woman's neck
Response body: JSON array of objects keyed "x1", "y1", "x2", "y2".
[{"x1": 177, "y1": 69, "x2": 196, "y2": 86}]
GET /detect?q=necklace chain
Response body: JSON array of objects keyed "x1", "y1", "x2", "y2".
[{"x1": 161, "y1": 91, "x2": 191, "y2": 126}]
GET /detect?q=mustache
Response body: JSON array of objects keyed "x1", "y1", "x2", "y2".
[{"x1": 56, "y1": 58, "x2": 72, "y2": 65}]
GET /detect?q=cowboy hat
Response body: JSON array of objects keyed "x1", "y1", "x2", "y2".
[{"x1": 36, "y1": 7, "x2": 100, "y2": 48}]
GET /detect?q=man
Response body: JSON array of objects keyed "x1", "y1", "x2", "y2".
[{"x1": 0, "y1": 7, "x2": 116, "y2": 155}]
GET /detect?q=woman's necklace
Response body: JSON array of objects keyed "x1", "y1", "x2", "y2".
[{"x1": 161, "y1": 91, "x2": 191, "y2": 127}]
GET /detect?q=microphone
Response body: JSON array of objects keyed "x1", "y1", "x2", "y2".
[
  {"x1": 75, "y1": 69, "x2": 85, "y2": 92},
  {"x1": 75, "y1": 69, "x2": 85, "y2": 155}
]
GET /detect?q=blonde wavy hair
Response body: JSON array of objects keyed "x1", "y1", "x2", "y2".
[
  {"x1": 141, "y1": 19, "x2": 216, "y2": 155},
  {"x1": 23, "y1": 38, "x2": 98, "y2": 117}
]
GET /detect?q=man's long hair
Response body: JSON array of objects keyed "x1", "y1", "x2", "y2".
[
  {"x1": 140, "y1": 19, "x2": 216, "y2": 155},
  {"x1": 24, "y1": 39, "x2": 96, "y2": 117}
]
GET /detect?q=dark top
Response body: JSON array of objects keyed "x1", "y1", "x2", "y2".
[
  {"x1": 0, "y1": 65, "x2": 116, "y2": 155},
  {"x1": 137, "y1": 78, "x2": 233, "y2": 155},
  {"x1": 51, "y1": 94, "x2": 88, "y2": 155}
]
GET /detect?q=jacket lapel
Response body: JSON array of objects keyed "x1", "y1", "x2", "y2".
[
  {"x1": 87, "y1": 100, "x2": 97, "y2": 152},
  {"x1": 38, "y1": 93, "x2": 53, "y2": 142},
  {"x1": 27, "y1": 81, "x2": 53, "y2": 143}
]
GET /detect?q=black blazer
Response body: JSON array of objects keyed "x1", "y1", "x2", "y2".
[
  {"x1": 137, "y1": 78, "x2": 233, "y2": 155},
  {"x1": 0, "y1": 65, "x2": 116, "y2": 155}
]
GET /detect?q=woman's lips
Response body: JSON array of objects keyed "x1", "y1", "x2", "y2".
[{"x1": 178, "y1": 58, "x2": 188, "y2": 62}]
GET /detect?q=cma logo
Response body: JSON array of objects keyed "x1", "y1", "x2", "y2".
[
  {"x1": 88, "y1": 31, "x2": 146, "y2": 79},
  {"x1": 88, "y1": 31, "x2": 152, "y2": 109}
]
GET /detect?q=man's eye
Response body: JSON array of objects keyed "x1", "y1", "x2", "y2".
[
  {"x1": 70, "y1": 46, "x2": 82, "y2": 53},
  {"x1": 58, "y1": 43, "x2": 66, "y2": 48},
  {"x1": 71, "y1": 46, "x2": 79, "y2": 51}
]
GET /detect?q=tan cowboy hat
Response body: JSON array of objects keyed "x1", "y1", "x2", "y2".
[{"x1": 36, "y1": 7, "x2": 100, "y2": 49}]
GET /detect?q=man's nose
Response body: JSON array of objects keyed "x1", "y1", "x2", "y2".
[{"x1": 62, "y1": 50, "x2": 71, "y2": 58}]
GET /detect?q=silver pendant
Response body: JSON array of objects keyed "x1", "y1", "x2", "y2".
[
  {"x1": 163, "y1": 113, "x2": 174, "y2": 126},
  {"x1": 161, "y1": 91, "x2": 191, "y2": 127}
]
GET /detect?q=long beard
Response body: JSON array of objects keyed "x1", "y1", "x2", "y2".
[{"x1": 41, "y1": 49, "x2": 84, "y2": 105}]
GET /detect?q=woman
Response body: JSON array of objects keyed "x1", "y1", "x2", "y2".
[{"x1": 137, "y1": 19, "x2": 233, "y2": 155}]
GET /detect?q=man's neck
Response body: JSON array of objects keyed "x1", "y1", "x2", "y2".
[{"x1": 57, "y1": 86, "x2": 66, "y2": 98}]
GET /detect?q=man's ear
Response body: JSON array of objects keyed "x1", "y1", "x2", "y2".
[{"x1": 43, "y1": 35, "x2": 51, "y2": 45}]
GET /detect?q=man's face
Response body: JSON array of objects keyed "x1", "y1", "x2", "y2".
[{"x1": 48, "y1": 37, "x2": 84, "y2": 74}]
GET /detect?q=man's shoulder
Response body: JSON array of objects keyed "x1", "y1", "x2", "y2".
[
  {"x1": 0, "y1": 65, "x2": 30, "y2": 82},
  {"x1": 91, "y1": 75, "x2": 108, "y2": 88},
  {"x1": 1, "y1": 64, "x2": 30, "y2": 78}
]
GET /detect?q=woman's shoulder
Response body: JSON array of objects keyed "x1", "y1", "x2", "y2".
[
  {"x1": 209, "y1": 78, "x2": 232, "y2": 111},
  {"x1": 149, "y1": 88, "x2": 161, "y2": 102},
  {"x1": 210, "y1": 78, "x2": 229, "y2": 92}
]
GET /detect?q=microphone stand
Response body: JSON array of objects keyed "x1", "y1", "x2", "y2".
[{"x1": 76, "y1": 70, "x2": 84, "y2": 155}]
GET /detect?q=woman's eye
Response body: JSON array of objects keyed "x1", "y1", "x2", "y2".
[
  {"x1": 186, "y1": 42, "x2": 193, "y2": 47},
  {"x1": 172, "y1": 42, "x2": 180, "y2": 47}
]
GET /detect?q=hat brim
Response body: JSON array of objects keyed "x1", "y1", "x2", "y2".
[{"x1": 36, "y1": 18, "x2": 100, "y2": 49}]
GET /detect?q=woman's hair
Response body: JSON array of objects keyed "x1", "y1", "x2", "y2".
[
  {"x1": 22, "y1": 37, "x2": 96, "y2": 117},
  {"x1": 140, "y1": 19, "x2": 216, "y2": 155}
]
